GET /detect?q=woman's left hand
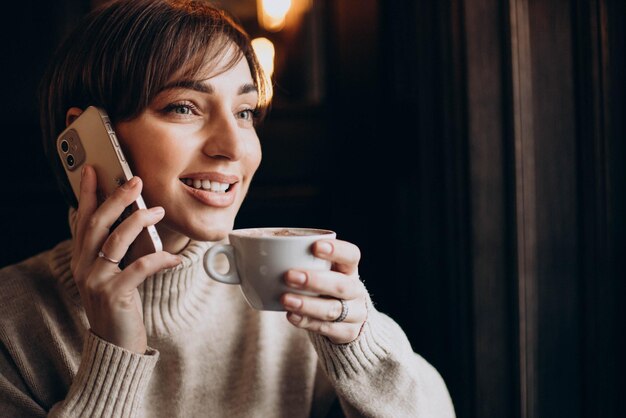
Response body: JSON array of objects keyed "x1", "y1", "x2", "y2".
[{"x1": 281, "y1": 239, "x2": 368, "y2": 344}]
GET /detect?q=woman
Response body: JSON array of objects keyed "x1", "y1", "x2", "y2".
[{"x1": 0, "y1": 0, "x2": 455, "y2": 416}]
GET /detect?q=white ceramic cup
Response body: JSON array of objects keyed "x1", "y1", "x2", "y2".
[{"x1": 203, "y1": 227, "x2": 336, "y2": 311}]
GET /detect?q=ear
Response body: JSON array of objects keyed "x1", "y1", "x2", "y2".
[{"x1": 65, "y1": 107, "x2": 84, "y2": 127}]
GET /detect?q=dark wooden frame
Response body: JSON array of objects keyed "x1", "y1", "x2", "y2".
[{"x1": 375, "y1": 0, "x2": 625, "y2": 417}]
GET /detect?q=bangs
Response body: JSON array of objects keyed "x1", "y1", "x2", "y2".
[{"x1": 103, "y1": 2, "x2": 270, "y2": 122}]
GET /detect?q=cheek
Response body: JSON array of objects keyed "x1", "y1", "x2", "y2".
[
  {"x1": 128, "y1": 148, "x2": 164, "y2": 182},
  {"x1": 246, "y1": 139, "x2": 262, "y2": 174},
  {"x1": 126, "y1": 138, "x2": 187, "y2": 181},
  {"x1": 140, "y1": 144, "x2": 182, "y2": 172}
]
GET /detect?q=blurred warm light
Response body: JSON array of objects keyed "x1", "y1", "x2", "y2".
[
  {"x1": 257, "y1": 0, "x2": 291, "y2": 31},
  {"x1": 252, "y1": 37, "x2": 275, "y2": 78}
]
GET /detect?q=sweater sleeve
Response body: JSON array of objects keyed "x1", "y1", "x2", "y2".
[
  {"x1": 46, "y1": 331, "x2": 159, "y2": 417},
  {"x1": 307, "y1": 299, "x2": 456, "y2": 418}
]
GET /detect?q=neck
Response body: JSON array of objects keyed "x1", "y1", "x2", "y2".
[
  {"x1": 158, "y1": 225, "x2": 192, "y2": 255},
  {"x1": 124, "y1": 225, "x2": 191, "y2": 264}
]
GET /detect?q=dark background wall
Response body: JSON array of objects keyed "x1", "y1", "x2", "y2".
[
  {"x1": 1, "y1": 1, "x2": 624, "y2": 417},
  {"x1": 0, "y1": 1, "x2": 88, "y2": 264}
]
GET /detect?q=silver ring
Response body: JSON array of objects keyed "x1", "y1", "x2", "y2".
[
  {"x1": 333, "y1": 299, "x2": 349, "y2": 323},
  {"x1": 98, "y1": 250, "x2": 120, "y2": 264}
]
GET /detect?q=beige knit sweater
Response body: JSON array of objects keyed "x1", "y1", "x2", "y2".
[{"x1": 0, "y1": 239, "x2": 455, "y2": 417}]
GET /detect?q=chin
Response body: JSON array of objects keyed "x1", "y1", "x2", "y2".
[
  {"x1": 185, "y1": 217, "x2": 236, "y2": 242},
  {"x1": 163, "y1": 209, "x2": 239, "y2": 243}
]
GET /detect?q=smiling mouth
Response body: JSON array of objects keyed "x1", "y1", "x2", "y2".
[{"x1": 180, "y1": 178, "x2": 233, "y2": 193}]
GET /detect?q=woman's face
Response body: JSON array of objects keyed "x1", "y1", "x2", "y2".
[{"x1": 115, "y1": 50, "x2": 262, "y2": 252}]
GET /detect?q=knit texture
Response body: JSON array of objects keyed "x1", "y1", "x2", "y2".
[{"x1": 0, "y1": 240, "x2": 455, "y2": 417}]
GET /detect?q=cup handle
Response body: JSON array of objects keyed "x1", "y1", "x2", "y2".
[{"x1": 203, "y1": 244, "x2": 241, "y2": 285}]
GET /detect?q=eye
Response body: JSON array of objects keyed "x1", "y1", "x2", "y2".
[
  {"x1": 162, "y1": 102, "x2": 198, "y2": 117},
  {"x1": 173, "y1": 105, "x2": 192, "y2": 115},
  {"x1": 237, "y1": 109, "x2": 254, "y2": 120},
  {"x1": 236, "y1": 108, "x2": 259, "y2": 127}
]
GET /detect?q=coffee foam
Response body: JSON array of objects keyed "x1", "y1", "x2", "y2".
[{"x1": 235, "y1": 228, "x2": 329, "y2": 238}]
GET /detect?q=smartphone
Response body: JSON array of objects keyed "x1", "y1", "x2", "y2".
[{"x1": 56, "y1": 106, "x2": 163, "y2": 256}]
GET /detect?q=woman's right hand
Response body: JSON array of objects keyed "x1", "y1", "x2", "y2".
[{"x1": 71, "y1": 165, "x2": 181, "y2": 353}]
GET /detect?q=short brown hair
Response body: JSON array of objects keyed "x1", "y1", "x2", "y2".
[{"x1": 40, "y1": 0, "x2": 271, "y2": 207}]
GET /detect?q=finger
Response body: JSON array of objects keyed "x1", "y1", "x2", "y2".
[
  {"x1": 312, "y1": 239, "x2": 361, "y2": 275},
  {"x1": 92, "y1": 176, "x2": 143, "y2": 231},
  {"x1": 286, "y1": 313, "x2": 361, "y2": 344},
  {"x1": 79, "y1": 176, "x2": 143, "y2": 266},
  {"x1": 285, "y1": 269, "x2": 363, "y2": 300},
  {"x1": 74, "y1": 165, "x2": 98, "y2": 257},
  {"x1": 98, "y1": 206, "x2": 165, "y2": 266},
  {"x1": 111, "y1": 252, "x2": 182, "y2": 292},
  {"x1": 281, "y1": 293, "x2": 367, "y2": 324}
]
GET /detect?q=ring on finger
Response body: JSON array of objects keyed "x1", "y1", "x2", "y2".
[
  {"x1": 333, "y1": 299, "x2": 349, "y2": 323},
  {"x1": 98, "y1": 250, "x2": 120, "y2": 264}
]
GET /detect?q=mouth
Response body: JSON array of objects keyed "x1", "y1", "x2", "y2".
[
  {"x1": 180, "y1": 178, "x2": 234, "y2": 193},
  {"x1": 179, "y1": 173, "x2": 239, "y2": 207}
]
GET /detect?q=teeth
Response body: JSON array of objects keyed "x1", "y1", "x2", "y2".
[{"x1": 181, "y1": 178, "x2": 231, "y2": 193}]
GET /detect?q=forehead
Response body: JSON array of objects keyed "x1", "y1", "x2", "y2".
[{"x1": 167, "y1": 43, "x2": 253, "y2": 88}]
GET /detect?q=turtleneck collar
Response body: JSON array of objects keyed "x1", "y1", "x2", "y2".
[
  {"x1": 138, "y1": 240, "x2": 216, "y2": 337},
  {"x1": 49, "y1": 237, "x2": 221, "y2": 338}
]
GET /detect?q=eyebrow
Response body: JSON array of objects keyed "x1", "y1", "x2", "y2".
[{"x1": 159, "y1": 80, "x2": 258, "y2": 96}]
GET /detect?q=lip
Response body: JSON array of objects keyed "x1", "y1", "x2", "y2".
[{"x1": 180, "y1": 172, "x2": 240, "y2": 208}]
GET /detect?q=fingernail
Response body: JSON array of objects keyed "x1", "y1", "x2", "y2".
[
  {"x1": 122, "y1": 177, "x2": 140, "y2": 190},
  {"x1": 287, "y1": 271, "x2": 306, "y2": 288},
  {"x1": 289, "y1": 313, "x2": 303, "y2": 324},
  {"x1": 283, "y1": 294, "x2": 302, "y2": 309},
  {"x1": 81, "y1": 166, "x2": 86, "y2": 177},
  {"x1": 150, "y1": 206, "x2": 165, "y2": 215},
  {"x1": 316, "y1": 241, "x2": 333, "y2": 255}
]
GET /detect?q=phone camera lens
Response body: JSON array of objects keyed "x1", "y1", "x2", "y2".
[
  {"x1": 66, "y1": 154, "x2": 75, "y2": 167},
  {"x1": 60, "y1": 140, "x2": 69, "y2": 153}
]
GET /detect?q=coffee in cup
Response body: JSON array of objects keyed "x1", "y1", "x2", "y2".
[{"x1": 203, "y1": 227, "x2": 336, "y2": 311}]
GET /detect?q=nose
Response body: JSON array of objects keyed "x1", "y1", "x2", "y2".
[{"x1": 201, "y1": 108, "x2": 245, "y2": 161}]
